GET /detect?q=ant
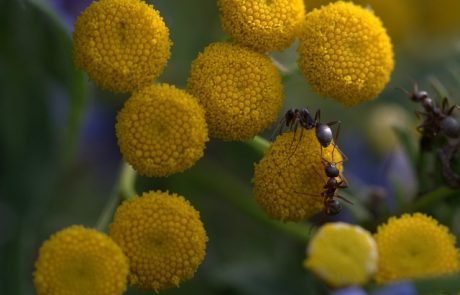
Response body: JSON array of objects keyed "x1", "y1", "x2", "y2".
[
  {"x1": 273, "y1": 107, "x2": 341, "y2": 154},
  {"x1": 296, "y1": 131, "x2": 352, "y2": 216},
  {"x1": 398, "y1": 83, "x2": 460, "y2": 150}
]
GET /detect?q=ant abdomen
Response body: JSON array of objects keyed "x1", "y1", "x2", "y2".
[
  {"x1": 315, "y1": 123, "x2": 333, "y2": 147},
  {"x1": 440, "y1": 116, "x2": 460, "y2": 138}
]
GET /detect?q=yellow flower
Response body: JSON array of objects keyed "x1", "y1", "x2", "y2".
[
  {"x1": 34, "y1": 225, "x2": 129, "y2": 295},
  {"x1": 187, "y1": 42, "x2": 283, "y2": 141},
  {"x1": 110, "y1": 191, "x2": 208, "y2": 291},
  {"x1": 298, "y1": 1, "x2": 394, "y2": 106},
  {"x1": 217, "y1": 0, "x2": 305, "y2": 52},
  {"x1": 73, "y1": 0, "x2": 171, "y2": 93},
  {"x1": 253, "y1": 130, "x2": 343, "y2": 221},
  {"x1": 304, "y1": 0, "x2": 416, "y2": 44},
  {"x1": 116, "y1": 84, "x2": 208, "y2": 177},
  {"x1": 375, "y1": 213, "x2": 460, "y2": 283},
  {"x1": 304, "y1": 222, "x2": 378, "y2": 287}
]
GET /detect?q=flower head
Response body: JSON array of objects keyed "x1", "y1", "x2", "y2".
[
  {"x1": 298, "y1": 1, "x2": 394, "y2": 106},
  {"x1": 217, "y1": 0, "x2": 305, "y2": 52},
  {"x1": 304, "y1": 222, "x2": 378, "y2": 288},
  {"x1": 34, "y1": 226, "x2": 129, "y2": 295},
  {"x1": 73, "y1": 0, "x2": 171, "y2": 92},
  {"x1": 116, "y1": 84, "x2": 208, "y2": 177},
  {"x1": 253, "y1": 130, "x2": 343, "y2": 221},
  {"x1": 110, "y1": 191, "x2": 208, "y2": 291},
  {"x1": 187, "y1": 42, "x2": 283, "y2": 141},
  {"x1": 374, "y1": 213, "x2": 460, "y2": 283}
]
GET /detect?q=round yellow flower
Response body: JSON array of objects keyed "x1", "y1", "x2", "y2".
[
  {"x1": 34, "y1": 225, "x2": 129, "y2": 295},
  {"x1": 374, "y1": 213, "x2": 460, "y2": 283},
  {"x1": 73, "y1": 0, "x2": 171, "y2": 92},
  {"x1": 253, "y1": 130, "x2": 343, "y2": 221},
  {"x1": 298, "y1": 1, "x2": 394, "y2": 106},
  {"x1": 304, "y1": 222, "x2": 378, "y2": 287},
  {"x1": 217, "y1": 0, "x2": 305, "y2": 52},
  {"x1": 187, "y1": 42, "x2": 283, "y2": 141},
  {"x1": 110, "y1": 191, "x2": 208, "y2": 291},
  {"x1": 116, "y1": 84, "x2": 208, "y2": 177}
]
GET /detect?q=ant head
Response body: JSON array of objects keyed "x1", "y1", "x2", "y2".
[
  {"x1": 413, "y1": 90, "x2": 428, "y2": 102},
  {"x1": 324, "y1": 198, "x2": 342, "y2": 216},
  {"x1": 397, "y1": 84, "x2": 428, "y2": 102},
  {"x1": 316, "y1": 124, "x2": 333, "y2": 147},
  {"x1": 325, "y1": 164, "x2": 340, "y2": 178}
]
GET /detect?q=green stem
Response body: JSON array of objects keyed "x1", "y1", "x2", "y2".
[
  {"x1": 246, "y1": 135, "x2": 271, "y2": 155},
  {"x1": 95, "y1": 162, "x2": 137, "y2": 231},
  {"x1": 194, "y1": 161, "x2": 311, "y2": 242},
  {"x1": 405, "y1": 186, "x2": 456, "y2": 212}
]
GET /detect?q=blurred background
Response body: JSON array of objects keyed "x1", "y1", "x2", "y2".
[{"x1": 1, "y1": 0, "x2": 460, "y2": 294}]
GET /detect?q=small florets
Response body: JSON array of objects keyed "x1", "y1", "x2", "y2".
[
  {"x1": 110, "y1": 191, "x2": 208, "y2": 292},
  {"x1": 298, "y1": 1, "x2": 394, "y2": 106},
  {"x1": 187, "y1": 42, "x2": 284, "y2": 141},
  {"x1": 304, "y1": 222, "x2": 378, "y2": 287},
  {"x1": 73, "y1": 0, "x2": 171, "y2": 92},
  {"x1": 217, "y1": 0, "x2": 305, "y2": 52},
  {"x1": 252, "y1": 130, "x2": 343, "y2": 221},
  {"x1": 374, "y1": 213, "x2": 460, "y2": 283},
  {"x1": 34, "y1": 225, "x2": 129, "y2": 295},
  {"x1": 116, "y1": 84, "x2": 208, "y2": 177}
]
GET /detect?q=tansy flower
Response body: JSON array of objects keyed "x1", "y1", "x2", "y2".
[
  {"x1": 116, "y1": 84, "x2": 208, "y2": 177},
  {"x1": 33, "y1": 226, "x2": 129, "y2": 295},
  {"x1": 304, "y1": 222, "x2": 378, "y2": 287},
  {"x1": 252, "y1": 130, "x2": 343, "y2": 221},
  {"x1": 217, "y1": 0, "x2": 305, "y2": 52},
  {"x1": 73, "y1": 0, "x2": 171, "y2": 92},
  {"x1": 374, "y1": 213, "x2": 460, "y2": 283},
  {"x1": 187, "y1": 42, "x2": 283, "y2": 141},
  {"x1": 110, "y1": 191, "x2": 208, "y2": 291},
  {"x1": 298, "y1": 1, "x2": 394, "y2": 106}
]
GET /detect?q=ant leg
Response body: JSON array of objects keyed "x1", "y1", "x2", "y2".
[
  {"x1": 336, "y1": 194, "x2": 353, "y2": 205},
  {"x1": 314, "y1": 109, "x2": 321, "y2": 124},
  {"x1": 447, "y1": 104, "x2": 460, "y2": 115},
  {"x1": 395, "y1": 86, "x2": 410, "y2": 96},
  {"x1": 271, "y1": 118, "x2": 286, "y2": 141},
  {"x1": 441, "y1": 97, "x2": 448, "y2": 113}
]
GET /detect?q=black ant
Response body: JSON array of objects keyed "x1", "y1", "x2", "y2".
[
  {"x1": 398, "y1": 83, "x2": 460, "y2": 150},
  {"x1": 296, "y1": 134, "x2": 352, "y2": 216},
  {"x1": 273, "y1": 108, "x2": 341, "y2": 154}
]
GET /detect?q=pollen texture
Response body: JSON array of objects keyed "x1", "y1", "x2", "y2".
[
  {"x1": 116, "y1": 84, "x2": 208, "y2": 177},
  {"x1": 217, "y1": 0, "x2": 305, "y2": 52},
  {"x1": 253, "y1": 130, "x2": 343, "y2": 221},
  {"x1": 374, "y1": 213, "x2": 460, "y2": 283},
  {"x1": 187, "y1": 42, "x2": 283, "y2": 141},
  {"x1": 298, "y1": 1, "x2": 394, "y2": 106},
  {"x1": 304, "y1": 222, "x2": 378, "y2": 287},
  {"x1": 33, "y1": 225, "x2": 129, "y2": 295},
  {"x1": 110, "y1": 191, "x2": 208, "y2": 291},
  {"x1": 73, "y1": 0, "x2": 171, "y2": 92}
]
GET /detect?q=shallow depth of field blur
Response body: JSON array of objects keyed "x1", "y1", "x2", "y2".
[{"x1": 1, "y1": 0, "x2": 460, "y2": 294}]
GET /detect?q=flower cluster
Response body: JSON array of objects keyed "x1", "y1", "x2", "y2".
[
  {"x1": 35, "y1": 0, "x2": 212, "y2": 294},
  {"x1": 116, "y1": 84, "x2": 208, "y2": 177},
  {"x1": 73, "y1": 0, "x2": 171, "y2": 93},
  {"x1": 110, "y1": 191, "x2": 208, "y2": 291},
  {"x1": 304, "y1": 222, "x2": 377, "y2": 287},
  {"x1": 298, "y1": 1, "x2": 394, "y2": 106},
  {"x1": 304, "y1": 213, "x2": 460, "y2": 288},
  {"x1": 34, "y1": 226, "x2": 129, "y2": 295},
  {"x1": 187, "y1": 42, "x2": 283, "y2": 140},
  {"x1": 217, "y1": 0, "x2": 305, "y2": 52},
  {"x1": 253, "y1": 130, "x2": 343, "y2": 221}
]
